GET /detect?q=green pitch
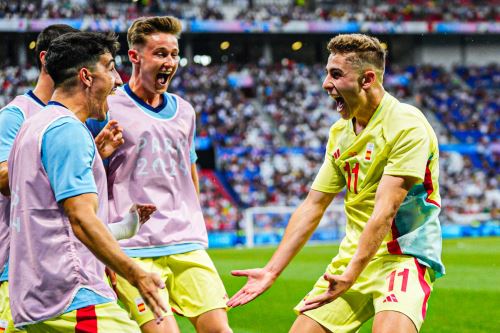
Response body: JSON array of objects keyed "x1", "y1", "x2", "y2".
[{"x1": 176, "y1": 237, "x2": 500, "y2": 332}]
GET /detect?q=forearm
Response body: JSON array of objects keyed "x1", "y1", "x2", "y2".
[
  {"x1": 343, "y1": 214, "x2": 393, "y2": 281},
  {"x1": 343, "y1": 175, "x2": 414, "y2": 282},
  {"x1": 191, "y1": 163, "x2": 200, "y2": 196},
  {"x1": 0, "y1": 162, "x2": 9, "y2": 196},
  {"x1": 69, "y1": 210, "x2": 140, "y2": 283},
  {"x1": 265, "y1": 194, "x2": 333, "y2": 278}
]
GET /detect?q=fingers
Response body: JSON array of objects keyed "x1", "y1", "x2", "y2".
[
  {"x1": 323, "y1": 272, "x2": 338, "y2": 282},
  {"x1": 227, "y1": 287, "x2": 259, "y2": 307},
  {"x1": 151, "y1": 273, "x2": 168, "y2": 313},
  {"x1": 299, "y1": 292, "x2": 336, "y2": 313},
  {"x1": 231, "y1": 269, "x2": 252, "y2": 277},
  {"x1": 303, "y1": 291, "x2": 334, "y2": 306},
  {"x1": 299, "y1": 300, "x2": 328, "y2": 313},
  {"x1": 109, "y1": 271, "x2": 117, "y2": 288},
  {"x1": 105, "y1": 267, "x2": 117, "y2": 288},
  {"x1": 140, "y1": 273, "x2": 168, "y2": 322},
  {"x1": 104, "y1": 119, "x2": 120, "y2": 131},
  {"x1": 104, "y1": 120, "x2": 124, "y2": 144},
  {"x1": 144, "y1": 291, "x2": 163, "y2": 322}
]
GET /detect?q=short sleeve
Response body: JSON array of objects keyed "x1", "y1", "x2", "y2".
[
  {"x1": 384, "y1": 124, "x2": 430, "y2": 182},
  {"x1": 311, "y1": 152, "x2": 346, "y2": 194},
  {"x1": 0, "y1": 106, "x2": 25, "y2": 162},
  {"x1": 41, "y1": 118, "x2": 97, "y2": 202}
]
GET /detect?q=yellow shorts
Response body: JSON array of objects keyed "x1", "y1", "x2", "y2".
[
  {"x1": 295, "y1": 255, "x2": 434, "y2": 333},
  {"x1": 23, "y1": 302, "x2": 140, "y2": 333},
  {"x1": 115, "y1": 250, "x2": 228, "y2": 327},
  {"x1": 0, "y1": 282, "x2": 26, "y2": 333}
]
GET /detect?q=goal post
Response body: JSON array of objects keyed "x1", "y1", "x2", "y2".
[{"x1": 243, "y1": 203, "x2": 346, "y2": 248}]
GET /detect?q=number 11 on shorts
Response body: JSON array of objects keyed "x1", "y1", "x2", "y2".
[{"x1": 388, "y1": 268, "x2": 409, "y2": 292}]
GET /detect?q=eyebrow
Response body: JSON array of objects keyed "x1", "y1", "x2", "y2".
[
  {"x1": 154, "y1": 46, "x2": 179, "y2": 52},
  {"x1": 326, "y1": 67, "x2": 343, "y2": 74}
]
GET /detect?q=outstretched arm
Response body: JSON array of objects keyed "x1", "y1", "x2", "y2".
[
  {"x1": 300, "y1": 174, "x2": 416, "y2": 312},
  {"x1": 227, "y1": 189, "x2": 336, "y2": 307},
  {"x1": 63, "y1": 193, "x2": 168, "y2": 321}
]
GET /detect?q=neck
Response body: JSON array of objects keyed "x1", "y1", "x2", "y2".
[
  {"x1": 128, "y1": 74, "x2": 163, "y2": 108},
  {"x1": 50, "y1": 88, "x2": 89, "y2": 123},
  {"x1": 31, "y1": 71, "x2": 55, "y2": 104},
  {"x1": 353, "y1": 85, "x2": 385, "y2": 129}
]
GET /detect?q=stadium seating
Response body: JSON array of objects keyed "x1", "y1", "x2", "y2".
[
  {"x1": 0, "y1": 62, "x2": 498, "y2": 230},
  {"x1": 1, "y1": 1, "x2": 498, "y2": 22}
]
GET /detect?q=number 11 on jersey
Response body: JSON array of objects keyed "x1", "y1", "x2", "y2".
[{"x1": 344, "y1": 162, "x2": 360, "y2": 194}]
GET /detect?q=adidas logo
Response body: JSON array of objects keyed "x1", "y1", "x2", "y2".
[{"x1": 383, "y1": 294, "x2": 398, "y2": 303}]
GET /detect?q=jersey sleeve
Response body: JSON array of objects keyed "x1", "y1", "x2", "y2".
[
  {"x1": 383, "y1": 123, "x2": 430, "y2": 182},
  {"x1": 41, "y1": 119, "x2": 98, "y2": 202},
  {"x1": 0, "y1": 106, "x2": 25, "y2": 162},
  {"x1": 311, "y1": 151, "x2": 346, "y2": 193}
]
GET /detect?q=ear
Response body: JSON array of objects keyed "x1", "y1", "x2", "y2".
[
  {"x1": 361, "y1": 71, "x2": 376, "y2": 88},
  {"x1": 79, "y1": 68, "x2": 92, "y2": 88},
  {"x1": 39, "y1": 51, "x2": 47, "y2": 67},
  {"x1": 128, "y1": 48, "x2": 140, "y2": 64}
]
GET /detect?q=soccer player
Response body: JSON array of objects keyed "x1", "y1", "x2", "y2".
[
  {"x1": 0, "y1": 24, "x2": 78, "y2": 333},
  {"x1": 6, "y1": 31, "x2": 168, "y2": 332},
  {"x1": 228, "y1": 34, "x2": 444, "y2": 333},
  {"x1": 86, "y1": 16, "x2": 232, "y2": 333}
]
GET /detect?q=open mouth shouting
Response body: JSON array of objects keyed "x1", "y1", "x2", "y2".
[
  {"x1": 333, "y1": 96, "x2": 346, "y2": 113},
  {"x1": 156, "y1": 69, "x2": 173, "y2": 88},
  {"x1": 329, "y1": 94, "x2": 347, "y2": 114}
]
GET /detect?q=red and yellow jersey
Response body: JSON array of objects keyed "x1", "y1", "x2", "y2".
[{"x1": 312, "y1": 93, "x2": 444, "y2": 277}]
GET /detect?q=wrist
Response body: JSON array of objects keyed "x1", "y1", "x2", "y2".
[
  {"x1": 263, "y1": 266, "x2": 280, "y2": 281},
  {"x1": 125, "y1": 261, "x2": 145, "y2": 287}
]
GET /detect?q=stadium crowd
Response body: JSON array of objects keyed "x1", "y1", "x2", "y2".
[
  {"x1": 0, "y1": 61, "x2": 498, "y2": 230},
  {"x1": 0, "y1": 0, "x2": 498, "y2": 22}
]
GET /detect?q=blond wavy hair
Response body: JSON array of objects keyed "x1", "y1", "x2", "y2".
[{"x1": 127, "y1": 16, "x2": 182, "y2": 48}]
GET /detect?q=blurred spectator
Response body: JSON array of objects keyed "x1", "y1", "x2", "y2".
[
  {"x1": 0, "y1": 0, "x2": 498, "y2": 22},
  {"x1": 0, "y1": 61, "x2": 498, "y2": 229}
]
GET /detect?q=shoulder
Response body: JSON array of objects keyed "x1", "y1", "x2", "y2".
[
  {"x1": 0, "y1": 96, "x2": 27, "y2": 119},
  {"x1": 382, "y1": 100, "x2": 430, "y2": 140},
  {"x1": 169, "y1": 93, "x2": 195, "y2": 114},
  {"x1": 107, "y1": 88, "x2": 133, "y2": 110},
  {"x1": 44, "y1": 117, "x2": 93, "y2": 145},
  {"x1": 328, "y1": 118, "x2": 349, "y2": 139}
]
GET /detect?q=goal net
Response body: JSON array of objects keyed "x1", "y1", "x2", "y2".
[{"x1": 243, "y1": 203, "x2": 346, "y2": 248}]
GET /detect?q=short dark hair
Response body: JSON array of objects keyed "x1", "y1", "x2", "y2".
[
  {"x1": 35, "y1": 24, "x2": 79, "y2": 69},
  {"x1": 45, "y1": 32, "x2": 120, "y2": 88}
]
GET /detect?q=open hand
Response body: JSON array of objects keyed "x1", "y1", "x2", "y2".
[
  {"x1": 95, "y1": 119, "x2": 124, "y2": 159},
  {"x1": 299, "y1": 273, "x2": 354, "y2": 313},
  {"x1": 133, "y1": 270, "x2": 168, "y2": 322},
  {"x1": 227, "y1": 268, "x2": 277, "y2": 307}
]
